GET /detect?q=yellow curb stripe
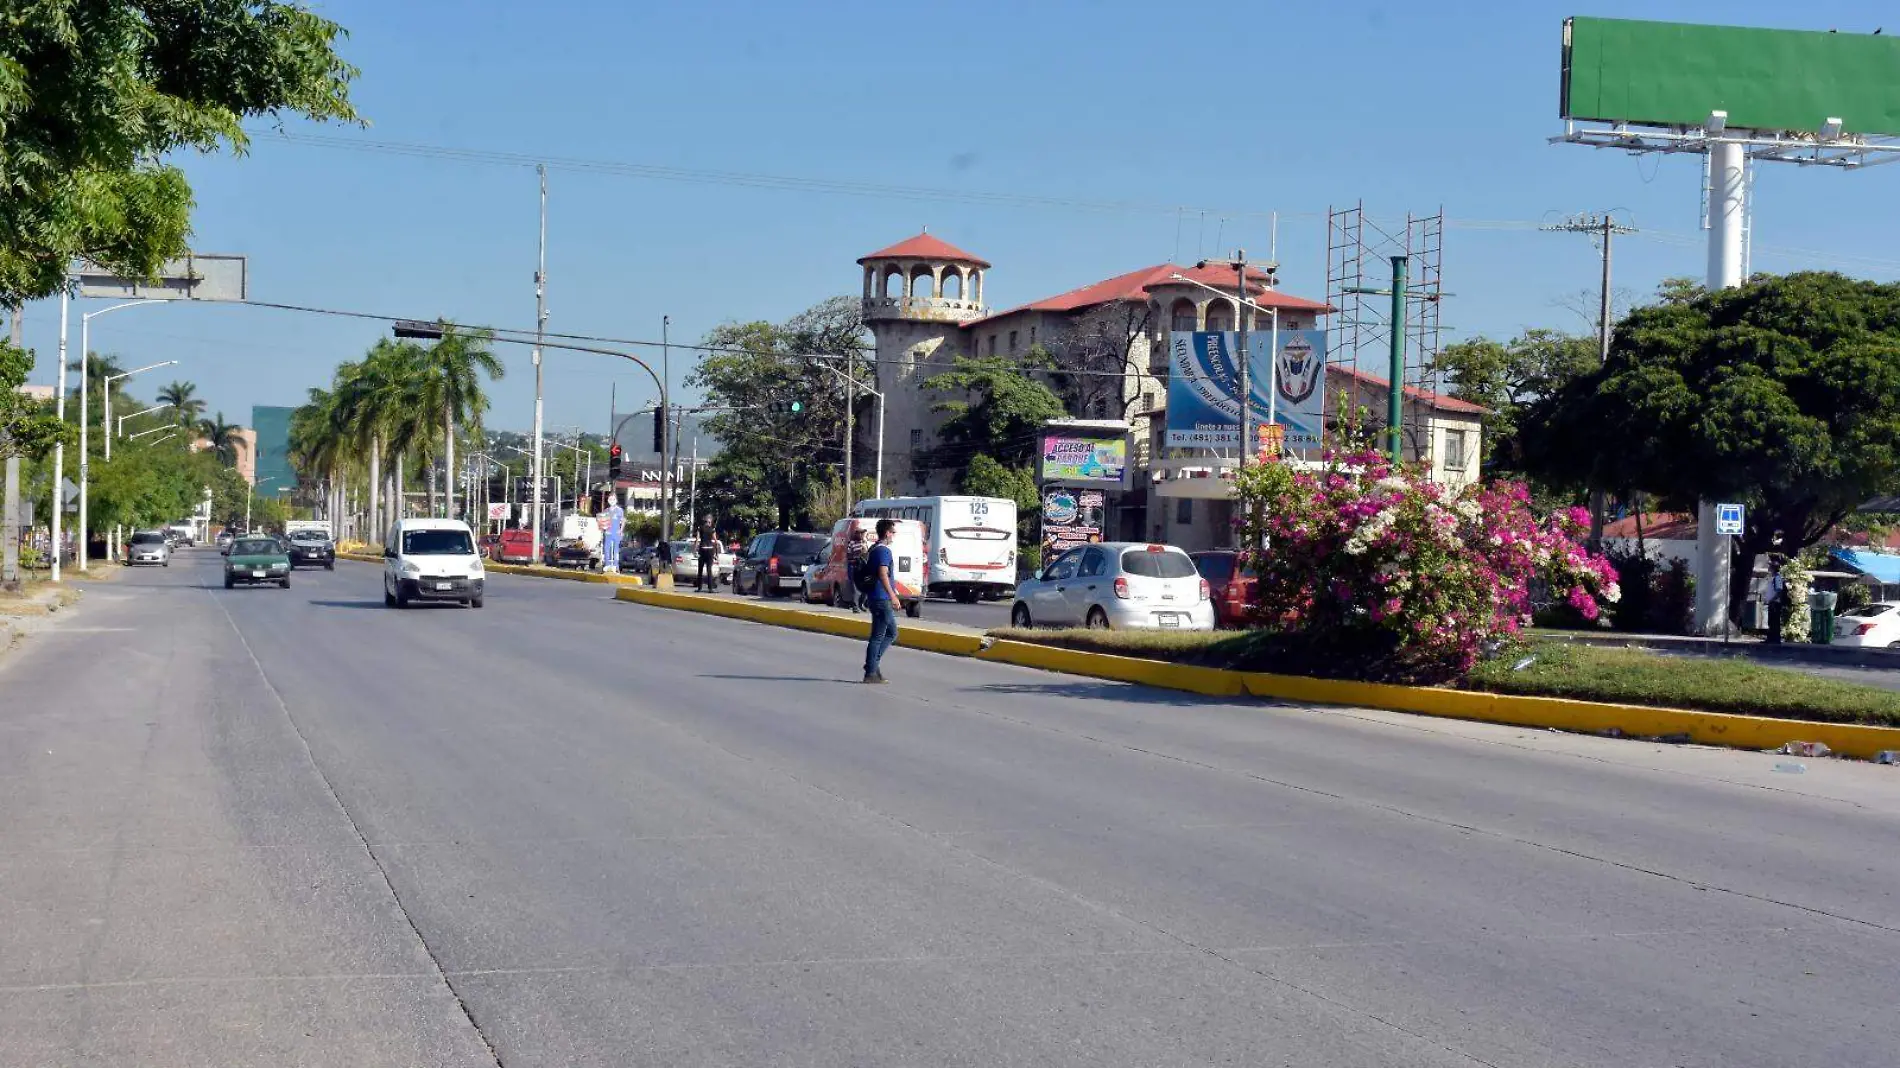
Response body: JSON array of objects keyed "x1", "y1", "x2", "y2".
[
  {"x1": 339, "y1": 552, "x2": 644, "y2": 585},
  {"x1": 603, "y1": 581, "x2": 1900, "y2": 760}
]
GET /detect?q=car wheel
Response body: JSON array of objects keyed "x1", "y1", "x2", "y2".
[
  {"x1": 470, "y1": 594, "x2": 485, "y2": 609},
  {"x1": 905, "y1": 599, "x2": 922, "y2": 619},
  {"x1": 395, "y1": 585, "x2": 410, "y2": 608},
  {"x1": 280, "y1": 577, "x2": 291, "y2": 589},
  {"x1": 325, "y1": 561, "x2": 334, "y2": 571},
  {"x1": 1011, "y1": 602, "x2": 1032, "y2": 628},
  {"x1": 383, "y1": 585, "x2": 396, "y2": 607},
  {"x1": 224, "y1": 574, "x2": 234, "y2": 590},
  {"x1": 1086, "y1": 606, "x2": 1111, "y2": 630}
]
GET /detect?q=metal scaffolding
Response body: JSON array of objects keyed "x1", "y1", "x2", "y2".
[{"x1": 1324, "y1": 203, "x2": 1445, "y2": 454}]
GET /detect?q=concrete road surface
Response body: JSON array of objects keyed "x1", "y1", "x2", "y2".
[{"x1": 4, "y1": 550, "x2": 1898, "y2": 1067}]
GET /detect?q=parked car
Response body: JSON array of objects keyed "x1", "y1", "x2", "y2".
[
  {"x1": 734, "y1": 531, "x2": 831, "y2": 598},
  {"x1": 491, "y1": 529, "x2": 535, "y2": 564},
  {"x1": 216, "y1": 530, "x2": 236, "y2": 555},
  {"x1": 223, "y1": 535, "x2": 290, "y2": 589},
  {"x1": 799, "y1": 560, "x2": 827, "y2": 603},
  {"x1": 126, "y1": 530, "x2": 170, "y2": 567},
  {"x1": 1833, "y1": 601, "x2": 1900, "y2": 647},
  {"x1": 383, "y1": 518, "x2": 485, "y2": 608},
  {"x1": 619, "y1": 540, "x2": 656, "y2": 575},
  {"x1": 286, "y1": 529, "x2": 336, "y2": 570},
  {"x1": 1191, "y1": 550, "x2": 1256, "y2": 629},
  {"x1": 1010, "y1": 542, "x2": 1213, "y2": 631},
  {"x1": 808, "y1": 517, "x2": 926, "y2": 617},
  {"x1": 669, "y1": 539, "x2": 735, "y2": 586}
]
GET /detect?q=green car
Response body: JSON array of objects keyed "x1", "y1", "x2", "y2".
[{"x1": 224, "y1": 535, "x2": 293, "y2": 589}]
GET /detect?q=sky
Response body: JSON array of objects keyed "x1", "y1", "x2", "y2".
[{"x1": 18, "y1": 0, "x2": 1900, "y2": 436}]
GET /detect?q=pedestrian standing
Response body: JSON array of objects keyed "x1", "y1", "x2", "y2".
[
  {"x1": 846, "y1": 528, "x2": 873, "y2": 613},
  {"x1": 1766, "y1": 558, "x2": 1787, "y2": 644},
  {"x1": 862, "y1": 518, "x2": 898, "y2": 683},
  {"x1": 695, "y1": 515, "x2": 720, "y2": 591}
]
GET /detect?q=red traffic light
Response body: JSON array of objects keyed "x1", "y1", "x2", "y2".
[{"x1": 610, "y1": 443, "x2": 622, "y2": 457}]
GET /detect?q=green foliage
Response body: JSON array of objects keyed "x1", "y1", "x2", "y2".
[
  {"x1": 1, "y1": 338, "x2": 72, "y2": 460},
  {"x1": 921, "y1": 354, "x2": 1067, "y2": 470},
  {"x1": 0, "y1": 1, "x2": 361, "y2": 306},
  {"x1": 156, "y1": 380, "x2": 205, "y2": 425},
  {"x1": 1434, "y1": 329, "x2": 1595, "y2": 477},
  {"x1": 960, "y1": 453, "x2": 1039, "y2": 549},
  {"x1": 807, "y1": 476, "x2": 876, "y2": 531},
  {"x1": 197, "y1": 411, "x2": 244, "y2": 466},
  {"x1": 689, "y1": 296, "x2": 866, "y2": 529},
  {"x1": 1523, "y1": 271, "x2": 1900, "y2": 619},
  {"x1": 87, "y1": 435, "x2": 218, "y2": 530}
]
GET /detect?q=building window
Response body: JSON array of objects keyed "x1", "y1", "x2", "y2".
[
  {"x1": 987, "y1": 335, "x2": 997, "y2": 356},
  {"x1": 1029, "y1": 326, "x2": 1037, "y2": 346},
  {"x1": 1444, "y1": 429, "x2": 1467, "y2": 472},
  {"x1": 1175, "y1": 497, "x2": 1192, "y2": 526},
  {"x1": 909, "y1": 428, "x2": 923, "y2": 450},
  {"x1": 1009, "y1": 329, "x2": 1019, "y2": 352}
]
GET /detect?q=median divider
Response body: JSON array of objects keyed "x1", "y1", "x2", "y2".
[
  {"x1": 612, "y1": 584, "x2": 1900, "y2": 759},
  {"x1": 339, "y1": 550, "x2": 646, "y2": 585}
]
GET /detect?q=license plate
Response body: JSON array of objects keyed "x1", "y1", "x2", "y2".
[
  {"x1": 1158, "y1": 613, "x2": 1180, "y2": 627},
  {"x1": 435, "y1": 582, "x2": 453, "y2": 591},
  {"x1": 252, "y1": 570, "x2": 267, "y2": 578}
]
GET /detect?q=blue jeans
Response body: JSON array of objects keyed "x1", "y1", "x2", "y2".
[{"x1": 864, "y1": 599, "x2": 898, "y2": 677}]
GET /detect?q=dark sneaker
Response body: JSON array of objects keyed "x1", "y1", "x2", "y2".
[{"x1": 867, "y1": 673, "x2": 889, "y2": 684}]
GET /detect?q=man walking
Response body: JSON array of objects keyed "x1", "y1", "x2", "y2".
[
  {"x1": 863, "y1": 519, "x2": 898, "y2": 683},
  {"x1": 695, "y1": 515, "x2": 721, "y2": 591}
]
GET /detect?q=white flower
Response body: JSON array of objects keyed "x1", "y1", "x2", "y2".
[{"x1": 1454, "y1": 499, "x2": 1483, "y2": 521}]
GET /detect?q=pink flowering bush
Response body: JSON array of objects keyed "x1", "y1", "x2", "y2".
[{"x1": 1232, "y1": 449, "x2": 1617, "y2": 683}]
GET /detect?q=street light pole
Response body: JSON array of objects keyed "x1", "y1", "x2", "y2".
[
  {"x1": 78, "y1": 299, "x2": 169, "y2": 571},
  {"x1": 51, "y1": 287, "x2": 69, "y2": 582},
  {"x1": 530, "y1": 164, "x2": 549, "y2": 565},
  {"x1": 104, "y1": 360, "x2": 176, "y2": 462},
  {"x1": 661, "y1": 315, "x2": 673, "y2": 540}
]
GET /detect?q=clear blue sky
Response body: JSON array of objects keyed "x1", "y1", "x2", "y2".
[{"x1": 19, "y1": 0, "x2": 1900, "y2": 434}]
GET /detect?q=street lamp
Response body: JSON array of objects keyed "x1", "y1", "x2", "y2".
[
  {"x1": 129, "y1": 422, "x2": 179, "y2": 441},
  {"x1": 103, "y1": 360, "x2": 177, "y2": 461},
  {"x1": 246, "y1": 476, "x2": 280, "y2": 532},
  {"x1": 116, "y1": 403, "x2": 169, "y2": 437},
  {"x1": 77, "y1": 298, "x2": 171, "y2": 571},
  {"x1": 804, "y1": 356, "x2": 886, "y2": 500}
]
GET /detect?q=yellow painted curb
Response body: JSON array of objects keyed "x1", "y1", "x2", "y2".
[
  {"x1": 609, "y1": 582, "x2": 1900, "y2": 760},
  {"x1": 340, "y1": 552, "x2": 644, "y2": 585}
]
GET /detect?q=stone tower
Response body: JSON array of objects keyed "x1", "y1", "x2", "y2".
[{"x1": 857, "y1": 232, "x2": 989, "y2": 494}]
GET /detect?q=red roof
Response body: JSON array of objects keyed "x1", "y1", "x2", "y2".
[
  {"x1": 858, "y1": 232, "x2": 990, "y2": 268},
  {"x1": 966, "y1": 263, "x2": 1332, "y2": 328},
  {"x1": 1331, "y1": 366, "x2": 1488, "y2": 415},
  {"x1": 1601, "y1": 513, "x2": 1697, "y2": 540}
]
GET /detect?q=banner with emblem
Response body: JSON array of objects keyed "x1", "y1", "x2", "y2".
[{"x1": 1165, "y1": 330, "x2": 1327, "y2": 453}]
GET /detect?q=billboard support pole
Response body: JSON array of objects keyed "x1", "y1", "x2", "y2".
[
  {"x1": 1387, "y1": 256, "x2": 1408, "y2": 465},
  {"x1": 1694, "y1": 136, "x2": 1750, "y2": 634}
]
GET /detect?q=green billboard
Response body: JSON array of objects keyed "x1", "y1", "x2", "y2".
[{"x1": 1562, "y1": 17, "x2": 1900, "y2": 135}]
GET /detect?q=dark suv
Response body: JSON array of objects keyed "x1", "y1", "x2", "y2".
[
  {"x1": 286, "y1": 531, "x2": 336, "y2": 570},
  {"x1": 735, "y1": 531, "x2": 829, "y2": 597}
]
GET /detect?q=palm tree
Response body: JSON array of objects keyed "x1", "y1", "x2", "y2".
[
  {"x1": 411, "y1": 323, "x2": 503, "y2": 519},
  {"x1": 157, "y1": 380, "x2": 207, "y2": 426},
  {"x1": 290, "y1": 386, "x2": 347, "y2": 531},
  {"x1": 70, "y1": 351, "x2": 126, "y2": 423},
  {"x1": 335, "y1": 339, "x2": 426, "y2": 540},
  {"x1": 198, "y1": 412, "x2": 245, "y2": 467}
]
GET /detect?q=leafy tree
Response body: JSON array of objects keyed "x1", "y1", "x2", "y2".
[
  {"x1": 1434, "y1": 329, "x2": 1596, "y2": 476},
  {"x1": 1, "y1": 1, "x2": 360, "y2": 307},
  {"x1": 921, "y1": 354, "x2": 1068, "y2": 471},
  {"x1": 1, "y1": 337, "x2": 73, "y2": 463},
  {"x1": 959, "y1": 452, "x2": 1040, "y2": 552},
  {"x1": 157, "y1": 380, "x2": 206, "y2": 425},
  {"x1": 1522, "y1": 271, "x2": 1900, "y2": 620},
  {"x1": 197, "y1": 411, "x2": 245, "y2": 466},
  {"x1": 690, "y1": 296, "x2": 865, "y2": 529},
  {"x1": 808, "y1": 476, "x2": 877, "y2": 531},
  {"x1": 408, "y1": 322, "x2": 502, "y2": 519}
]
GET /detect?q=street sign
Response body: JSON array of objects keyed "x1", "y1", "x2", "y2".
[
  {"x1": 60, "y1": 477, "x2": 78, "y2": 505},
  {"x1": 74, "y1": 253, "x2": 247, "y2": 301},
  {"x1": 486, "y1": 503, "x2": 507, "y2": 521},
  {"x1": 1716, "y1": 502, "x2": 1744, "y2": 536}
]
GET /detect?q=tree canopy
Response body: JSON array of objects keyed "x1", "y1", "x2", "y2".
[
  {"x1": 1, "y1": 1, "x2": 360, "y2": 306},
  {"x1": 0, "y1": 337, "x2": 71, "y2": 461},
  {"x1": 921, "y1": 354, "x2": 1068, "y2": 472},
  {"x1": 1434, "y1": 328, "x2": 1596, "y2": 479},
  {"x1": 1522, "y1": 271, "x2": 1900, "y2": 614}
]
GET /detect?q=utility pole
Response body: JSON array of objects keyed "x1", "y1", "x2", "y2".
[
  {"x1": 844, "y1": 344, "x2": 855, "y2": 513},
  {"x1": 530, "y1": 164, "x2": 548, "y2": 563},
  {"x1": 1544, "y1": 212, "x2": 1635, "y2": 544},
  {"x1": 660, "y1": 315, "x2": 673, "y2": 540},
  {"x1": 1235, "y1": 252, "x2": 1251, "y2": 467},
  {"x1": 3, "y1": 304, "x2": 20, "y2": 590}
]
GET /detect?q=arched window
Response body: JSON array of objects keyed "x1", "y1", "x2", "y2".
[
  {"x1": 911, "y1": 266, "x2": 936, "y2": 300},
  {"x1": 1203, "y1": 297, "x2": 1234, "y2": 332},
  {"x1": 941, "y1": 270, "x2": 963, "y2": 300},
  {"x1": 1169, "y1": 298, "x2": 1196, "y2": 332},
  {"x1": 883, "y1": 268, "x2": 905, "y2": 299}
]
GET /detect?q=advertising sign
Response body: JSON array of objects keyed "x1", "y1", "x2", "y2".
[
  {"x1": 486, "y1": 503, "x2": 508, "y2": 521},
  {"x1": 1165, "y1": 330, "x2": 1327, "y2": 452},
  {"x1": 1041, "y1": 488, "x2": 1106, "y2": 553},
  {"x1": 1038, "y1": 432, "x2": 1127, "y2": 487}
]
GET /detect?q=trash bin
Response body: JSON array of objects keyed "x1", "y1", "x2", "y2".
[{"x1": 1809, "y1": 589, "x2": 1838, "y2": 645}]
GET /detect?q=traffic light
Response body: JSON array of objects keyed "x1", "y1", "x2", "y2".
[
  {"x1": 652, "y1": 409, "x2": 665, "y2": 452},
  {"x1": 768, "y1": 399, "x2": 805, "y2": 415},
  {"x1": 608, "y1": 441, "x2": 623, "y2": 480}
]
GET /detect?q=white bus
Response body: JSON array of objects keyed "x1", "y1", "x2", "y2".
[{"x1": 854, "y1": 495, "x2": 1017, "y2": 602}]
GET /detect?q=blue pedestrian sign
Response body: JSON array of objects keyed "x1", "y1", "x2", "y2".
[{"x1": 1715, "y1": 502, "x2": 1744, "y2": 536}]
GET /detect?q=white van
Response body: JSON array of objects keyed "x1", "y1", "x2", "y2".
[
  {"x1": 383, "y1": 518, "x2": 486, "y2": 608},
  {"x1": 853, "y1": 495, "x2": 1017, "y2": 602}
]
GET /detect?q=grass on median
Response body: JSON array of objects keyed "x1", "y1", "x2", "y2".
[{"x1": 987, "y1": 626, "x2": 1900, "y2": 727}]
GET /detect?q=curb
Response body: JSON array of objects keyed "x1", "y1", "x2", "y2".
[
  {"x1": 1541, "y1": 630, "x2": 1900, "y2": 669},
  {"x1": 612, "y1": 586, "x2": 1900, "y2": 760},
  {"x1": 339, "y1": 552, "x2": 649, "y2": 586}
]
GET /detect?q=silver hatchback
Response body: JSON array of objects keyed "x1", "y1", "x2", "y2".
[
  {"x1": 1011, "y1": 542, "x2": 1213, "y2": 631},
  {"x1": 126, "y1": 531, "x2": 170, "y2": 567}
]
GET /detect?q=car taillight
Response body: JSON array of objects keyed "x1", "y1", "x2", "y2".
[
  {"x1": 1199, "y1": 579, "x2": 1211, "y2": 602},
  {"x1": 768, "y1": 555, "x2": 779, "y2": 573},
  {"x1": 1113, "y1": 576, "x2": 1130, "y2": 599},
  {"x1": 1856, "y1": 622, "x2": 1877, "y2": 635},
  {"x1": 1225, "y1": 582, "x2": 1240, "y2": 601}
]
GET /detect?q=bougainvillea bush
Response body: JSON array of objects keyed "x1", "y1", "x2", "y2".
[{"x1": 1231, "y1": 449, "x2": 1617, "y2": 684}]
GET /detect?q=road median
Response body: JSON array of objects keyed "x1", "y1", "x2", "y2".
[
  {"x1": 339, "y1": 551, "x2": 647, "y2": 585},
  {"x1": 611, "y1": 585, "x2": 1900, "y2": 759}
]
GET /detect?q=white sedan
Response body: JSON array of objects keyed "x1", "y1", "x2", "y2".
[
  {"x1": 668, "y1": 541, "x2": 734, "y2": 586},
  {"x1": 1831, "y1": 601, "x2": 1900, "y2": 647}
]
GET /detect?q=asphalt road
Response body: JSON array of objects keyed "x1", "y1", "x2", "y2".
[
  {"x1": 5, "y1": 550, "x2": 1899, "y2": 1067},
  {"x1": 686, "y1": 578, "x2": 1014, "y2": 630}
]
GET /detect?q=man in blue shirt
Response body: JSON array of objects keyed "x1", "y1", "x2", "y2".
[{"x1": 862, "y1": 519, "x2": 898, "y2": 683}]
